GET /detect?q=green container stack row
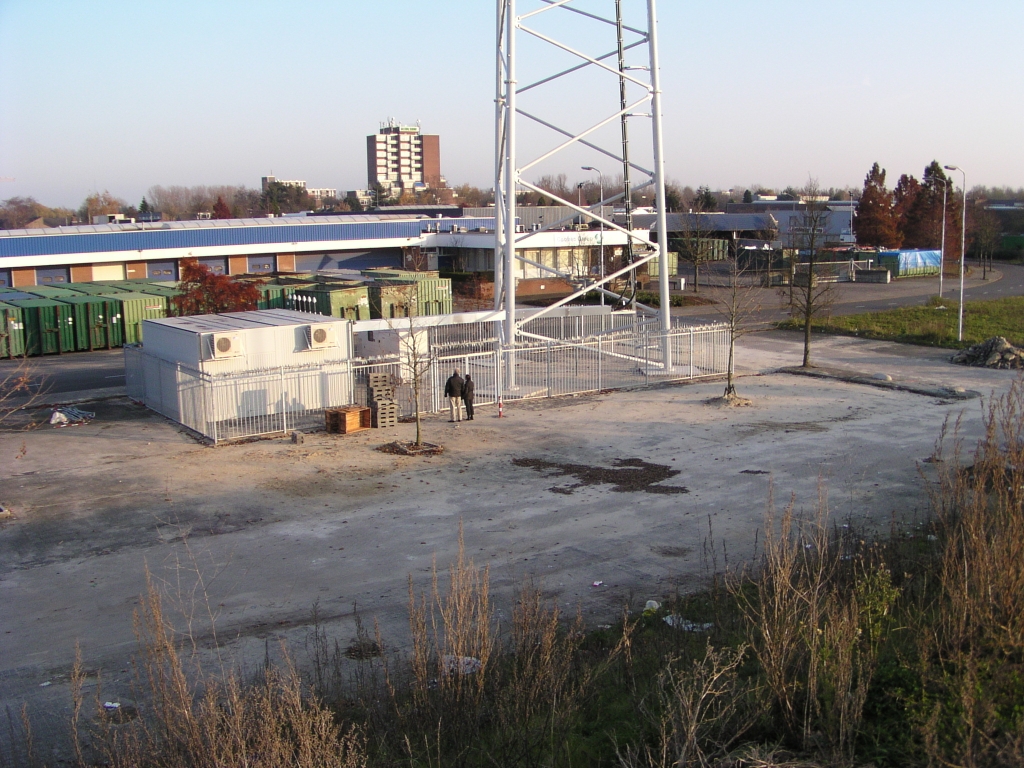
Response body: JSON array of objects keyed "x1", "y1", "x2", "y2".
[
  {"x1": 236, "y1": 277, "x2": 316, "y2": 311},
  {"x1": 0, "y1": 269, "x2": 450, "y2": 356},
  {"x1": 6, "y1": 298, "x2": 76, "y2": 355},
  {"x1": 0, "y1": 285, "x2": 170, "y2": 357},
  {"x1": 290, "y1": 283, "x2": 371, "y2": 321}
]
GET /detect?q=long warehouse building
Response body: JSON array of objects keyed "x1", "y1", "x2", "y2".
[{"x1": 0, "y1": 213, "x2": 636, "y2": 289}]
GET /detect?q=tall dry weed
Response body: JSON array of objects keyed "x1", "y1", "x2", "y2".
[
  {"x1": 360, "y1": 524, "x2": 625, "y2": 767},
  {"x1": 731, "y1": 481, "x2": 897, "y2": 761},
  {"x1": 620, "y1": 641, "x2": 753, "y2": 768},
  {"x1": 919, "y1": 375, "x2": 1024, "y2": 767},
  {"x1": 82, "y1": 571, "x2": 367, "y2": 768}
]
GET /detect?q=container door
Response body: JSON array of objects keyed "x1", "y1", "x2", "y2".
[
  {"x1": 59, "y1": 304, "x2": 76, "y2": 352},
  {"x1": 62, "y1": 300, "x2": 90, "y2": 351},
  {"x1": 3, "y1": 307, "x2": 26, "y2": 357},
  {"x1": 38, "y1": 306, "x2": 59, "y2": 354},
  {"x1": 102, "y1": 299, "x2": 123, "y2": 347},
  {"x1": 86, "y1": 300, "x2": 106, "y2": 349},
  {"x1": 0, "y1": 308, "x2": 10, "y2": 357}
]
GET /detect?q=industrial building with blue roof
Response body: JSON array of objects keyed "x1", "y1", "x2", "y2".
[{"x1": 0, "y1": 214, "x2": 500, "y2": 288}]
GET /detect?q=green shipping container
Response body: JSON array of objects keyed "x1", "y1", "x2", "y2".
[
  {"x1": 65, "y1": 283, "x2": 131, "y2": 296},
  {"x1": 0, "y1": 302, "x2": 26, "y2": 358},
  {"x1": 7, "y1": 298, "x2": 76, "y2": 355},
  {"x1": 24, "y1": 285, "x2": 81, "y2": 299},
  {"x1": 292, "y1": 285, "x2": 370, "y2": 320},
  {"x1": 371, "y1": 278, "x2": 453, "y2": 317},
  {"x1": 361, "y1": 268, "x2": 440, "y2": 281},
  {"x1": 136, "y1": 284, "x2": 181, "y2": 299},
  {"x1": 99, "y1": 292, "x2": 167, "y2": 344},
  {"x1": 56, "y1": 295, "x2": 123, "y2": 350}
]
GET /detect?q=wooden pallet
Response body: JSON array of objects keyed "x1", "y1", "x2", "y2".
[{"x1": 325, "y1": 406, "x2": 372, "y2": 434}]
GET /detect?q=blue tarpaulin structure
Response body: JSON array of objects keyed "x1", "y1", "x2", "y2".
[{"x1": 878, "y1": 249, "x2": 941, "y2": 277}]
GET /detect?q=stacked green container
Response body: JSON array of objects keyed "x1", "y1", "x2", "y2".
[
  {"x1": 67, "y1": 283, "x2": 130, "y2": 296},
  {"x1": 371, "y1": 277, "x2": 452, "y2": 317},
  {"x1": 99, "y1": 292, "x2": 167, "y2": 344},
  {"x1": 360, "y1": 268, "x2": 440, "y2": 281},
  {"x1": 24, "y1": 285, "x2": 81, "y2": 299},
  {"x1": 0, "y1": 302, "x2": 26, "y2": 358},
  {"x1": 56, "y1": 295, "x2": 123, "y2": 350},
  {"x1": 7, "y1": 298, "x2": 75, "y2": 354},
  {"x1": 291, "y1": 284, "x2": 370, "y2": 320}
]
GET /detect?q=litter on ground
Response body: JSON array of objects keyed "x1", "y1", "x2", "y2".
[
  {"x1": 663, "y1": 615, "x2": 714, "y2": 632},
  {"x1": 442, "y1": 655, "x2": 482, "y2": 675},
  {"x1": 50, "y1": 406, "x2": 95, "y2": 426}
]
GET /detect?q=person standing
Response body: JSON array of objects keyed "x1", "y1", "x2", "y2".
[
  {"x1": 462, "y1": 373, "x2": 475, "y2": 421},
  {"x1": 444, "y1": 368, "x2": 464, "y2": 422}
]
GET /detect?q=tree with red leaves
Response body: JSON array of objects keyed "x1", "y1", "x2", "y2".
[
  {"x1": 854, "y1": 163, "x2": 900, "y2": 248},
  {"x1": 212, "y1": 196, "x2": 232, "y2": 220},
  {"x1": 173, "y1": 258, "x2": 260, "y2": 316}
]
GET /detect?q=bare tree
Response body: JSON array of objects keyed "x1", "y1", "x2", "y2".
[
  {"x1": 786, "y1": 181, "x2": 838, "y2": 368},
  {"x1": 376, "y1": 298, "x2": 436, "y2": 448},
  {"x1": 669, "y1": 213, "x2": 727, "y2": 294},
  {"x1": 714, "y1": 251, "x2": 765, "y2": 399}
]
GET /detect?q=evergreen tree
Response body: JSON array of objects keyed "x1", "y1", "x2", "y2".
[
  {"x1": 854, "y1": 163, "x2": 899, "y2": 248},
  {"x1": 893, "y1": 173, "x2": 921, "y2": 246},
  {"x1": 692, "y1": 185, "x2": 717, "y2": 212},
  {"x1": 743, "y1": 189, "x2": 753, "y2": 204},
  {"x1": 139, "y1": 197, "x2": 151, "y2": 214},
  {"x1": 901, "y1": 162, "x2": 949, "y2": 249},
  {"x1": 212, "y1": 196, "x2": 232, "y2": 220}
]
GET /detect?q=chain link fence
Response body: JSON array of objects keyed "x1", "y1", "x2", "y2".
[{"x1": 125, "y1": 323, "x2": 730, "y2": 443}]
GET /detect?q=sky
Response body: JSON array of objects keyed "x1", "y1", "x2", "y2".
[{"x1": 1, "y1": 0, "x2": 1022, "y2": 209}]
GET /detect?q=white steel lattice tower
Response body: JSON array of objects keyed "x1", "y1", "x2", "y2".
[{"x1": 494, "y1": 0, "x2": 672, "y2": 361}]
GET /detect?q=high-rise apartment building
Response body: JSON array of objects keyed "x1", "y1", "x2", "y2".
[{"x1": 366, "y1": 119, "x2": 443, "y2": 197}]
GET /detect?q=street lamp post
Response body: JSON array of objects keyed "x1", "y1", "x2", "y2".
[
  {"x1": 944, "y1": 165, "x2": 967, "y2": 341},
  {"x1": 938, "y1": 177, "x2": 948, "y2": 298},
  {"x1": 581, "y1": 166, "x2": 605, "y2": 306}
]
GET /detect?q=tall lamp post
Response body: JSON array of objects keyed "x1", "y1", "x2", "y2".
[
  {"x1": 937, "y1": 176, "x2": 949, "y2": 298},
  {"x1": 944, "y1": 165, "x2": 967, "y2": 341},
  {"x1": 581, "y1": 166, "x2": 605, "y2": 306}
]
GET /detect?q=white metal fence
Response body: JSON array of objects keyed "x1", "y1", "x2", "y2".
[{"x1": 125, "y1": 323, "x2": 730, "y2": 443}]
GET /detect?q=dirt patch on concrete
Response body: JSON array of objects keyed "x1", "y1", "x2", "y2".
[{"x1": 511, "y1": 457, "x2": 690, "y2": 495}]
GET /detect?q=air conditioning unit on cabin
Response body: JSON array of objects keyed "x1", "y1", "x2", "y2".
[
  {"x1": 209, "y1": 332, "x2": 244, "y2": 359},
  {"x1": 306, "y1": 323, "x2": 336, "y2": 350}
]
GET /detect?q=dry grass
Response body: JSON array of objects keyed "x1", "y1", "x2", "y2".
[
  {"x1": 73, "y1": 572, "x2": 368, "y2": 768},
  {"x1": 21, "y1": 374, "x2": 1024, "y2": 768},
  {"x1": 916, "y1": 377, "x2": 1024, "y2": 766}
]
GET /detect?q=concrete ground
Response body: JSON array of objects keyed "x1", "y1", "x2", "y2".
[{"x1": 1, "y1": 330, "x2": 1021, "y2": 756}]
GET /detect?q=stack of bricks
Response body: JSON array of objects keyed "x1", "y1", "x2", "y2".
[{"x1": 367, "y1": 373, "x2": 399, "y2": 429}]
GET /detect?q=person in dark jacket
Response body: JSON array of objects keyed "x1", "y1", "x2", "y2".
[
  {"x1": 444, "y1": 369, "x2": 464, "y2": 422},
  {"x1": 462, "y1": 373, "x2": 475, "y2": 420}
]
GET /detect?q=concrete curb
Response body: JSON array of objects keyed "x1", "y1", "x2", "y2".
[{"x1": 779, "y1": 366, "x2": 980, "y2": 400}]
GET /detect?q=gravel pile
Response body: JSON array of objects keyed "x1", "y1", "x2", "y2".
[{"x1": 950, "y1": 337, "x2": 1024, "y2": 369}]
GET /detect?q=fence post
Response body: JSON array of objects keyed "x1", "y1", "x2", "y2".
[
  {"x1": 546, "y1": 341, "x2": 552, "y2": 398},
  {"x1": 597, "y1": 335, "x2": 602, "y2": 390},
  {"x1": 206, "y1": 371, "x2": 217, "y2": 444},
  {"x1": 689, "y1": 329, "x2": 695, "y2": 379},
  {"x1": 281, "y1": 369, "x2": 288, "y2": 433}
]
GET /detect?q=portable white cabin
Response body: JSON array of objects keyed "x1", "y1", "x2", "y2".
[
  {"x1": 132, "y1": 310, "x2": 355, "y2": 434},
  {"x1": 141, "y1": 310, "x2": 351, "y2": 374}
]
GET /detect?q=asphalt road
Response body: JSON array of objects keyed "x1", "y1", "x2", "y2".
[
  {"x1": 674, "y1": 261, "x2": 1024, "y2": 326},
  {"x1": 3, "y1": 263, "x2": 1023, "y2": 397}
]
